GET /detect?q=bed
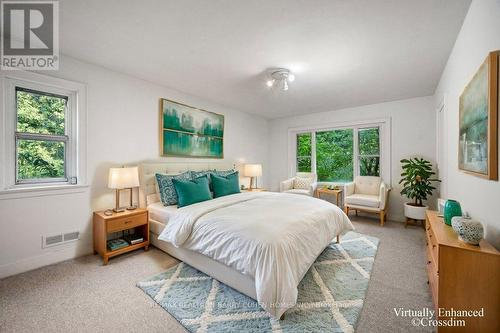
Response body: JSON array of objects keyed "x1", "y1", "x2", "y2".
[{"x1": 138, "y1": 162, "x2": 354, "y2": 318}]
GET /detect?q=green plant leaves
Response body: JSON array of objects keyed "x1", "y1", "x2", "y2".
[{"x1": 399, "y1": 157, "x2": 440, "y2": 206}]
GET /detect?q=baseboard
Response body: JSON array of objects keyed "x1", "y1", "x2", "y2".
[{"x1": 0, "y1": 240, "x2": 92, "y2": 279}]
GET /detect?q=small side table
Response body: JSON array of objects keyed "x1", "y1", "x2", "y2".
[
  {"x1": 317, "y1": 188, "x2": 343, "y2": 208},
  {"x1": 93, "y1": 208, "x2": 149, "y2": 265},
  {"x1": 241, "y1": 188, "x2": 266, "y2": 192}
]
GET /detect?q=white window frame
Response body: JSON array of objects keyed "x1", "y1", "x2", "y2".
[
  {"x1": 288, "y1": 118, "x2": 391, "y2": 185},
  {"x1": 0, "y1": 71, "x2": 87, "y2": 197}
]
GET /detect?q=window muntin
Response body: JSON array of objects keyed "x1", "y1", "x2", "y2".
[
  {"x1": 15, "y1": 87, "x2": 69, "y2": 184},
  {"x1": 296, "y1": 132, "x2": 312, "y2": 172}
]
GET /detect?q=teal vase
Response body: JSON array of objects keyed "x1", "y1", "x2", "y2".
[{"x1": 444, "y1": 200, "x2": 462, "y2": 226}]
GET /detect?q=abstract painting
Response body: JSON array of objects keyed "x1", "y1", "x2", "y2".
[
  {"x1": 160, "y1": 99, "x2": 224, "y2": 158},
  {"x1": 459, "y1": 51, "x2": 498, "y2": 180}
]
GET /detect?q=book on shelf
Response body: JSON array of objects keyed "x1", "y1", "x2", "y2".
[
  {"x1": 123, "y1": 234, "x2": 144, "y2": 245},
  {"x1": 107, "y1": 238, "x2": 129, "y2": 251}
]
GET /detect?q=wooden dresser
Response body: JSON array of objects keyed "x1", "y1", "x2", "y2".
[{"x1": 425, "y1": 210, "x2": 500, "y2": 332}]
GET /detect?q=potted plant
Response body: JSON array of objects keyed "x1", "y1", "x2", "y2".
[{"x1": 399, "y1": 158, "x2": 440, "y2": 220}]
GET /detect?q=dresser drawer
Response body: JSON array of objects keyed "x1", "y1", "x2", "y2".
[
  {"x1": 426, "y1": 245, "x2": 439, "y2": 308},
  {"x1": 107, "y1": 213, "x2": 147, "y2": 233},
  {"x1": 426, "y1": 245, "x2": 438, "y2": 275},
  {"x1": 426, "y1": 227, "x2": 439, "y2": 267}
]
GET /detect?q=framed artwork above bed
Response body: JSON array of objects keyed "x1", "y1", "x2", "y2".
[
  {"x1": 160, "y1": 98, "x2": 224, "y2": 158},
  {"x1": 458, "y1": 51, "x2": 499, "y2": 180}
]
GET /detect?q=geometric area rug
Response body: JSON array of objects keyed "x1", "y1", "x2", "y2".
[{"x1": 137, "y1": 231, "x2": 379, "y2": 333}]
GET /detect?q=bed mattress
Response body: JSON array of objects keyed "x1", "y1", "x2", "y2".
[{"x1": 147, "y1": 202, "x2": 177, "y2": 234}]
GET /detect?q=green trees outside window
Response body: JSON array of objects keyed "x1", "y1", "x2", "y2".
[
  {"x1": 316, "y1": 129, "x2": 353, "y2": 182},
  {"x1": 16, "y1": 88, "x2": 67, "y2": 181},
  {"x1": 358, "y1": 127, "x2": 380, "y2": 177},
  {"x1": 296, "y1": 133, "x2": 312, "y2": 172},
  {"x1": 295, "y1": 126, "x2": 380, "y2": 182}
]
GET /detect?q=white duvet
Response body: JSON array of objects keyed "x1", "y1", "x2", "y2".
[{"x1": 158, "y1": 191, "x2": 354, "y2": 318}]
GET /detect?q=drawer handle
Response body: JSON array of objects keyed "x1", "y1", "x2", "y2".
[
  {"x1": 124, "y1": 220, "x2": 132, "y2": 224},
  {"x1": 428, "y1": 260, "x2": 431, "y2": 264},
  {"x1": 429, "y1": 234, "x2": 432, "y2": 238},
  {"x1": 432, "y1": 245, "x2": 436, "y2": 249}
]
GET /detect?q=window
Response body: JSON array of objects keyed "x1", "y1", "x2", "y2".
[
  {"x1": 290, "y1": 119, "x2": 389, "y2": 183},
  {"x1": 296, "y1": 132, "x2": 312, "y2": 172},
  {"x1": 1, "y1": 72, "x2": 87, "y2": 193},
  {"x1": 358, "y1": 127, "x2": 380, "y2": 177},
  {"x1": 15, "y1": 88, "x2": 69, "y2": 183},
  {"x1": 316, "y1": 129, "x2": 353, "y2": 182}
]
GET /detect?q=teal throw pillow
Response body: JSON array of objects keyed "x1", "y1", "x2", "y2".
[
  {"x1": 211, "y1": 171, "x2": 240, "y2": 198},
  {"x1": 213, "y1": 169, "x2": 236, "y2": 177},
  {"x1": 172, "y1": 176, "x2": 212, "y2": 207}
]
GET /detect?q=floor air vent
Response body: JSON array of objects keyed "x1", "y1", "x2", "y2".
[{"x1": 43, "y1": 231, "x2": 80, "y2": 248}]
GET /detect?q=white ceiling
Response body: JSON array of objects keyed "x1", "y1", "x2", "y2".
[{"x1": 60, "y1": 0, "x2": 471, "y2": 119}]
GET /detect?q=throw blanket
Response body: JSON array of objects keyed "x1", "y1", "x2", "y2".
[{"x1": 159, "y1": 192, "x2": 354, "y2": 318}]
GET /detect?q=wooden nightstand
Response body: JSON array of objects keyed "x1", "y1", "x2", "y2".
[
  {"x1": 241, "y1": 188, "x2": 266, "y2": 192},
  {"x1": 316, "y1": 188, "x2": 343, "y2": 207},
  {"x1": 93, "y1": 208, "x2": 149, "y2": 265}
]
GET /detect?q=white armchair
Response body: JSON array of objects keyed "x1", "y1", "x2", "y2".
[
  {"x1": 344, "y1": 176, "x2": 390, "y2": 226},
  {"x1": 280, "y1": 172, "x2": 318, "y2": 197}
]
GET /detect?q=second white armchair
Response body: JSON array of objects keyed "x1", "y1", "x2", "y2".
[
  {"x1": 344, "y1": 176, "x2": 390, "y2": 226},
  {"x1": 280, "y1": 172, "x2": 318, "y2": 197}
]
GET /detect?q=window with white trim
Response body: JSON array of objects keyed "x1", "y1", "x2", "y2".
[
  {"x1": 1, "y1": 72, "x2": 87, "y2": 192},
  {"x1": 290, "y1": 120, "x2": 390, "y2": 183},
  {"x1": 15, "y1": 87, "x2": 69, "y2": 184}
]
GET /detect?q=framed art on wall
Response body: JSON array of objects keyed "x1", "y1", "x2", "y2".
[
  {"x1": 160, "y1": 99, "x2": 224, "y2": 158},
  {"x1": 458, "y1": 51, "x2": 499, "y2": 180}
]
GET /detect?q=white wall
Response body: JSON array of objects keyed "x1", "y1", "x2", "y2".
[
  {"x1": 0, "y1": 55, "x2": 270, "y2": 278},
  {"x1": 268, "y1": 96, "x2": 437, "y2": 222},
  {"x1": 434, "y1": 0, "x2": 500, "y2": 249}
]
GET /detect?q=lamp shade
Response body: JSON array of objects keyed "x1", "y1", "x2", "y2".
[
  {"x1": 243, "y1": 164, "x2": 262, "y2": 177},
  {"x1": 108, "y1": 166, "x2": 139, "y2": 189}
]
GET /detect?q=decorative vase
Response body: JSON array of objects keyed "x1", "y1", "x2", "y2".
[
  {"x1": 451, "y1": 216, "x2": 484, "y2": 245},
  {"x1": 443, "y1": 200, "x2": 462, "y2": 226}
]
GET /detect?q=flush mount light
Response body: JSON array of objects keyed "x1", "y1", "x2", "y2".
[{"x1": 266, "y1": 68, "x2": 295, "y2": 91}]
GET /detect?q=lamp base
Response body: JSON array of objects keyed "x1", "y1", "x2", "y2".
[
  {"x1": 249, "y1": 177, "x2": 257, "y2": 189},
  {"x1": 113, "y1": 188, "x2": 137, "y2": 213}
]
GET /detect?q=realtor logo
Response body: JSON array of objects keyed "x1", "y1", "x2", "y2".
[{"x1": 1, "y1": 0, "x2": 59, "y2": 70}]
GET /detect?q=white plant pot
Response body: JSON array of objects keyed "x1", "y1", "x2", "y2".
[{"x1": 404, "y1": 202, "x2": 428, "y2": 220}]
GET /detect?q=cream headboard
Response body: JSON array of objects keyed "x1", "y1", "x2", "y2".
[{"x1": 138, "y1": 161, "x2": 238, "y2": 208}]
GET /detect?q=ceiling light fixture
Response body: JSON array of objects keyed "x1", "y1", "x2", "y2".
[{"x1": 266, "y1": 68, "x2": 295, "y2": 91}]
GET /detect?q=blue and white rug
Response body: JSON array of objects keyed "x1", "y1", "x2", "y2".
[{"x1": 137, "y1": 231, "x2": 379, "y2": 333}]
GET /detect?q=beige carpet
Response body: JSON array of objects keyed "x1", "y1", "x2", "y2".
[{"x1": 0, "y1": 216, "x2": 432, "y2": 333}]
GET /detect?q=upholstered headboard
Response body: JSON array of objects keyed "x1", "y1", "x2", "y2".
[{"x1": 138, "y1": 161, "x2": 238, "y2": 208}]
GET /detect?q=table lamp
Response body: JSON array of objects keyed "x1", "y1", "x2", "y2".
[
  {"x1": 108, "y1": 166, "x2": 140, "y2": 212},
  {"x1": 243, "y1": 164, "x2": 262, "y2": 189}
]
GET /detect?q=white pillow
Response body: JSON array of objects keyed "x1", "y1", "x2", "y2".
[{"x1": 294, "y1": 176, "x2": 313, "y2": 190}]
